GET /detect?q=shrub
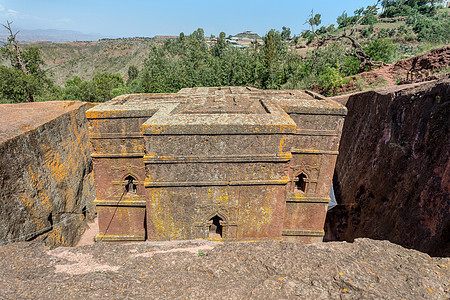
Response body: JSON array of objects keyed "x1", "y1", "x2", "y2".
[
  {"x1": 377, "y1": 28, "x2": 389, "y2": 38},
  {"x1": 412, "y1": 15, "x2": 450, "y2": 43},
  {"x1": 317, "y1": 65, "x2": 345, "y2": 95},
  {"x1": 337, "y1": 11, "x2": 358, "y2": 28},
  {"x1": 361, "y1": 25, "x2": 374, "y2": 38},
  {"x1": 361, "y1": 14, "x2": 378, "y2": 25},
  {"x1": 364, "y1": 39, "x2": 398, "y2": 63},
  {"x1": 381, "y1": 5, "x2": 414, "y2": 18}
]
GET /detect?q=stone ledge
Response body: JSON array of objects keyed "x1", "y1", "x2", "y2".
[
  {"x1": 89, "y1": 133, "x2": 143, "y2": 139},
  {"x1": 291, "y1": 149, "x2": 339, "y2": 155},
  {"x1": 281, "y1": 229, "x2": 325, "y2": 237},
  {"x1": 94, "y1": 234, "x2": 146, "y2": 242},
  {"x1": 295, "y1": 129, "x2": 338, "y2": 136},
  {"x1": 143, "y1": 153, "x2": 292, "y2": 164},
  {"x1": 144, "y1": 178, "x2": 290, "y2": 187},
  {"x1": 278, "y1": 99, "x2": 348, "y2": 116},
  {"x1": 0, "y1": 101, "x2": 87, "y2": 143},
  {"x1": 286, "y1": 195, "x2": 330, "y2": 203},
  {"x1": 86, "y1": 108, "x2": 158, "y2": 119},
  {"x1": 94, "y1": 198, "x2": 146, "y2": 207},
  {"x1": 91, "y1": 153, "x2": 145, "y2": 158}
]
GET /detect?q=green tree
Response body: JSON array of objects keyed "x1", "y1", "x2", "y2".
[
  {"x1": 262, "y1": 29, "x2": 279, "y2": 88},
  {"x1": 381, "y1": 0, "x2": 444, "y2": 17},
  {"x1": 62, "y1": 76, "x2": 98, "y2": 102},
  {"x1": 138, "y1": 46, "x2": 184, "y2": 93},
  {"x1": 126, "y1": 65, "x2": 139, "y2": 85},
  {"x1": 0, "y1": 66, "x2": 32, "y2": 103},
  {"x1": 337, "y1": 11, "x2": 358, "y2": 28},
  {"x1": 93, "y1": 73, "x2": 124, "y2": 102},
  {"x1": 212, "y1": 32, "x2": 227, "y2": 57},
  {"x1": 306, "y1": 3, "x2": 386, "y2": 73},
  {"x1": 281, "y1": 26, "x2": 291, "y2": 40},
  {"x1": 0, "y1": 21, "x2": 52, "y2": 103}
]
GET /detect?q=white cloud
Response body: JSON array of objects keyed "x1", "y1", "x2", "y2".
[
  {"x1": 0, "y1": 5, "x2": 21, "y2": 17},
  {"x1": 7, "y1": 9, "x2": 19, "y2": 15}
]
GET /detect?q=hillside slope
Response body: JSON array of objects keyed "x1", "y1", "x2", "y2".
[
  {"x1": 326, "y1": 45, "x2": 450, "y2": 96},
  {"x1": 25, "y1": 38, "x2": 155, "y2": 86}
]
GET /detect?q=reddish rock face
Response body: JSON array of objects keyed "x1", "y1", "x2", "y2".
[
  {"x1": 0, "y1": 101, "x2": 95, "y2": 247},
  {"x1": 326, "y1": 79, "x2": 450, "y2": 256},
  {"x1": 87, "y1": 87, "x2": 347, "y2": 243}
]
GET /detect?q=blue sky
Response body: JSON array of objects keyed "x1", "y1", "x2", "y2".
[{"x1": 0, "y1": 0, "x2": 377, "y2": 38}]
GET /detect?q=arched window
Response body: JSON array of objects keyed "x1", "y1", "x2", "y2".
[
  {"x1": 124, "y1": 175, "x2": 137, "y2": 194},
  {"x1": 48, "y1": 212, "x2": 53, "y2": 228},
  {"x1": 209, "y1": 215, "x2": 223, "y2": 238},
  {"x1": 295, "y1": 173, "x2": 308, "y2": 193}
]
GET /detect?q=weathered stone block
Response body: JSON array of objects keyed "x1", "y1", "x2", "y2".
[
  {"x1": 0, "y1": 101, "x2": 95, "y2": 247},
  {"x1": 87, "y1": 87, "x2": 346, "y2": 242}
]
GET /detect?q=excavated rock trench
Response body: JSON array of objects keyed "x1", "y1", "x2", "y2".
[
  {"x1": 0, "y1": 57, "x2": 449, "y2": 298},
  {"x1": 327, "y1": 78, "x2": 449, "y2": 257}
]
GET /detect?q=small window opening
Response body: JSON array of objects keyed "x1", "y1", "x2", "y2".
[
  {"x1": 125, "y1": 175, "x2": 137, "y2": 193},
  {"x1": 209, "y1": 215, "x2": 223, "y2": 238},
  {"x1": 48, "y1": 212, "x2": 53, "y2": 229},
  {"x1": 295, "y1": 173, "x2": 308, "y2": 193}
]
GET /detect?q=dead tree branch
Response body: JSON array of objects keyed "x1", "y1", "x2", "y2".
[
  {"x1": 306, "y1": 1, "x2": 386, "y2": 73},
  {"x1": 2, "y1": 20, "x2": 28, "y2": 75},
  {"x1": 1, "y1": 20, "x2": 34, "y2": 102}
]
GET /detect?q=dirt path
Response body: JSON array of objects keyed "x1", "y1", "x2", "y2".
[
  {"x1": 375, "y1": 65, "x2": 396, "y2": 86},
  {"x1": 76, "y1": 218, "x2": 98, "y2": 247}
]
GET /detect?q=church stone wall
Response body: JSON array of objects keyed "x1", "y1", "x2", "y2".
[{"x1": 87, "y1": 87, "x2": 346, "y2": 243}]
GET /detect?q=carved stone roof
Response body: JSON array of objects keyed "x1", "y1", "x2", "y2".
[{"x1": 86, "y1": 87, "x2": 347, "y2": 135}]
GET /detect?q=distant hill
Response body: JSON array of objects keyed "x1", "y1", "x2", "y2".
[
  {"x1": 0, "y1": 28, "x2": 104, "y2": 43},
  {"x1": 233, "y1": 31, "x2": 261, "y2": 40},
  {"x1": 5, "y1": 5, "x2": 447, "y2": 90},
  {"x1": 22, "y1": 38, "x2": 155, "y2": 86}
]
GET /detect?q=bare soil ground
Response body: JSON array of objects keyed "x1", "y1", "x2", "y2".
[
  {"x1": 0, "y1": 238, "x2": 448, "y2": 299},
  {"x1": 329, "y1": 45, "x2": 450, "y2": 95}
]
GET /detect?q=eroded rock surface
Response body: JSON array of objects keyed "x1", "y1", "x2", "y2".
[
  {"x1": 0, "y1": 239, "x2": 448, "y2": 299},
  {"x1": 326, "y1": 79, "x2": 449, "y2": 256},
  {"x1": 0, "y1": 101, "x2": 96, "y2": 248}
]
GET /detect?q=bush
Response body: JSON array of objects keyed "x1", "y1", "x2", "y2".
[
  {"x1": 317, "y1": 65, "x2": 345, "y2": 95},
  {"x1": 412, "y1": 15, "x2": 450, "y2": 43},
  {"x1": 361, "y1": 25, "x2": 374, "y2": 38},
  {"x1": 361, "y1": 14, "x2": 378, "y2": 25},
  {"x1": 62, "y1": 76, "x2": 98, "y2": 102},
  {"x1": 364, "y1": 39, "x2": 398, "y2": 63},
  {"x1": 381, "y1": 5, "x2": 414, "y2": 18},
  {"x1": 0, "y1": 66, "x2": 31, "y2": 103},
  {"x1": 93, "y1": 73, "x2": 124, "y2": 102},
  {"x1": 377, "y1": 28, "x2": 389, "y2": 38},
  {"x1": 341, "y1": 56, "x2": 361, "y2": 76},
  {"x1": 337, "y1": 11, "x2": 358, "y2": 28}
]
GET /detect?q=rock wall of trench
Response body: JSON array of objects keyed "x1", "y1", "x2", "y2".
[
  {"x1": 0, "y1": 101, "x2": 96, "y2": 248},
  {"x1": 325, "y1": 79, "x2": 449, "y2": 256}
]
